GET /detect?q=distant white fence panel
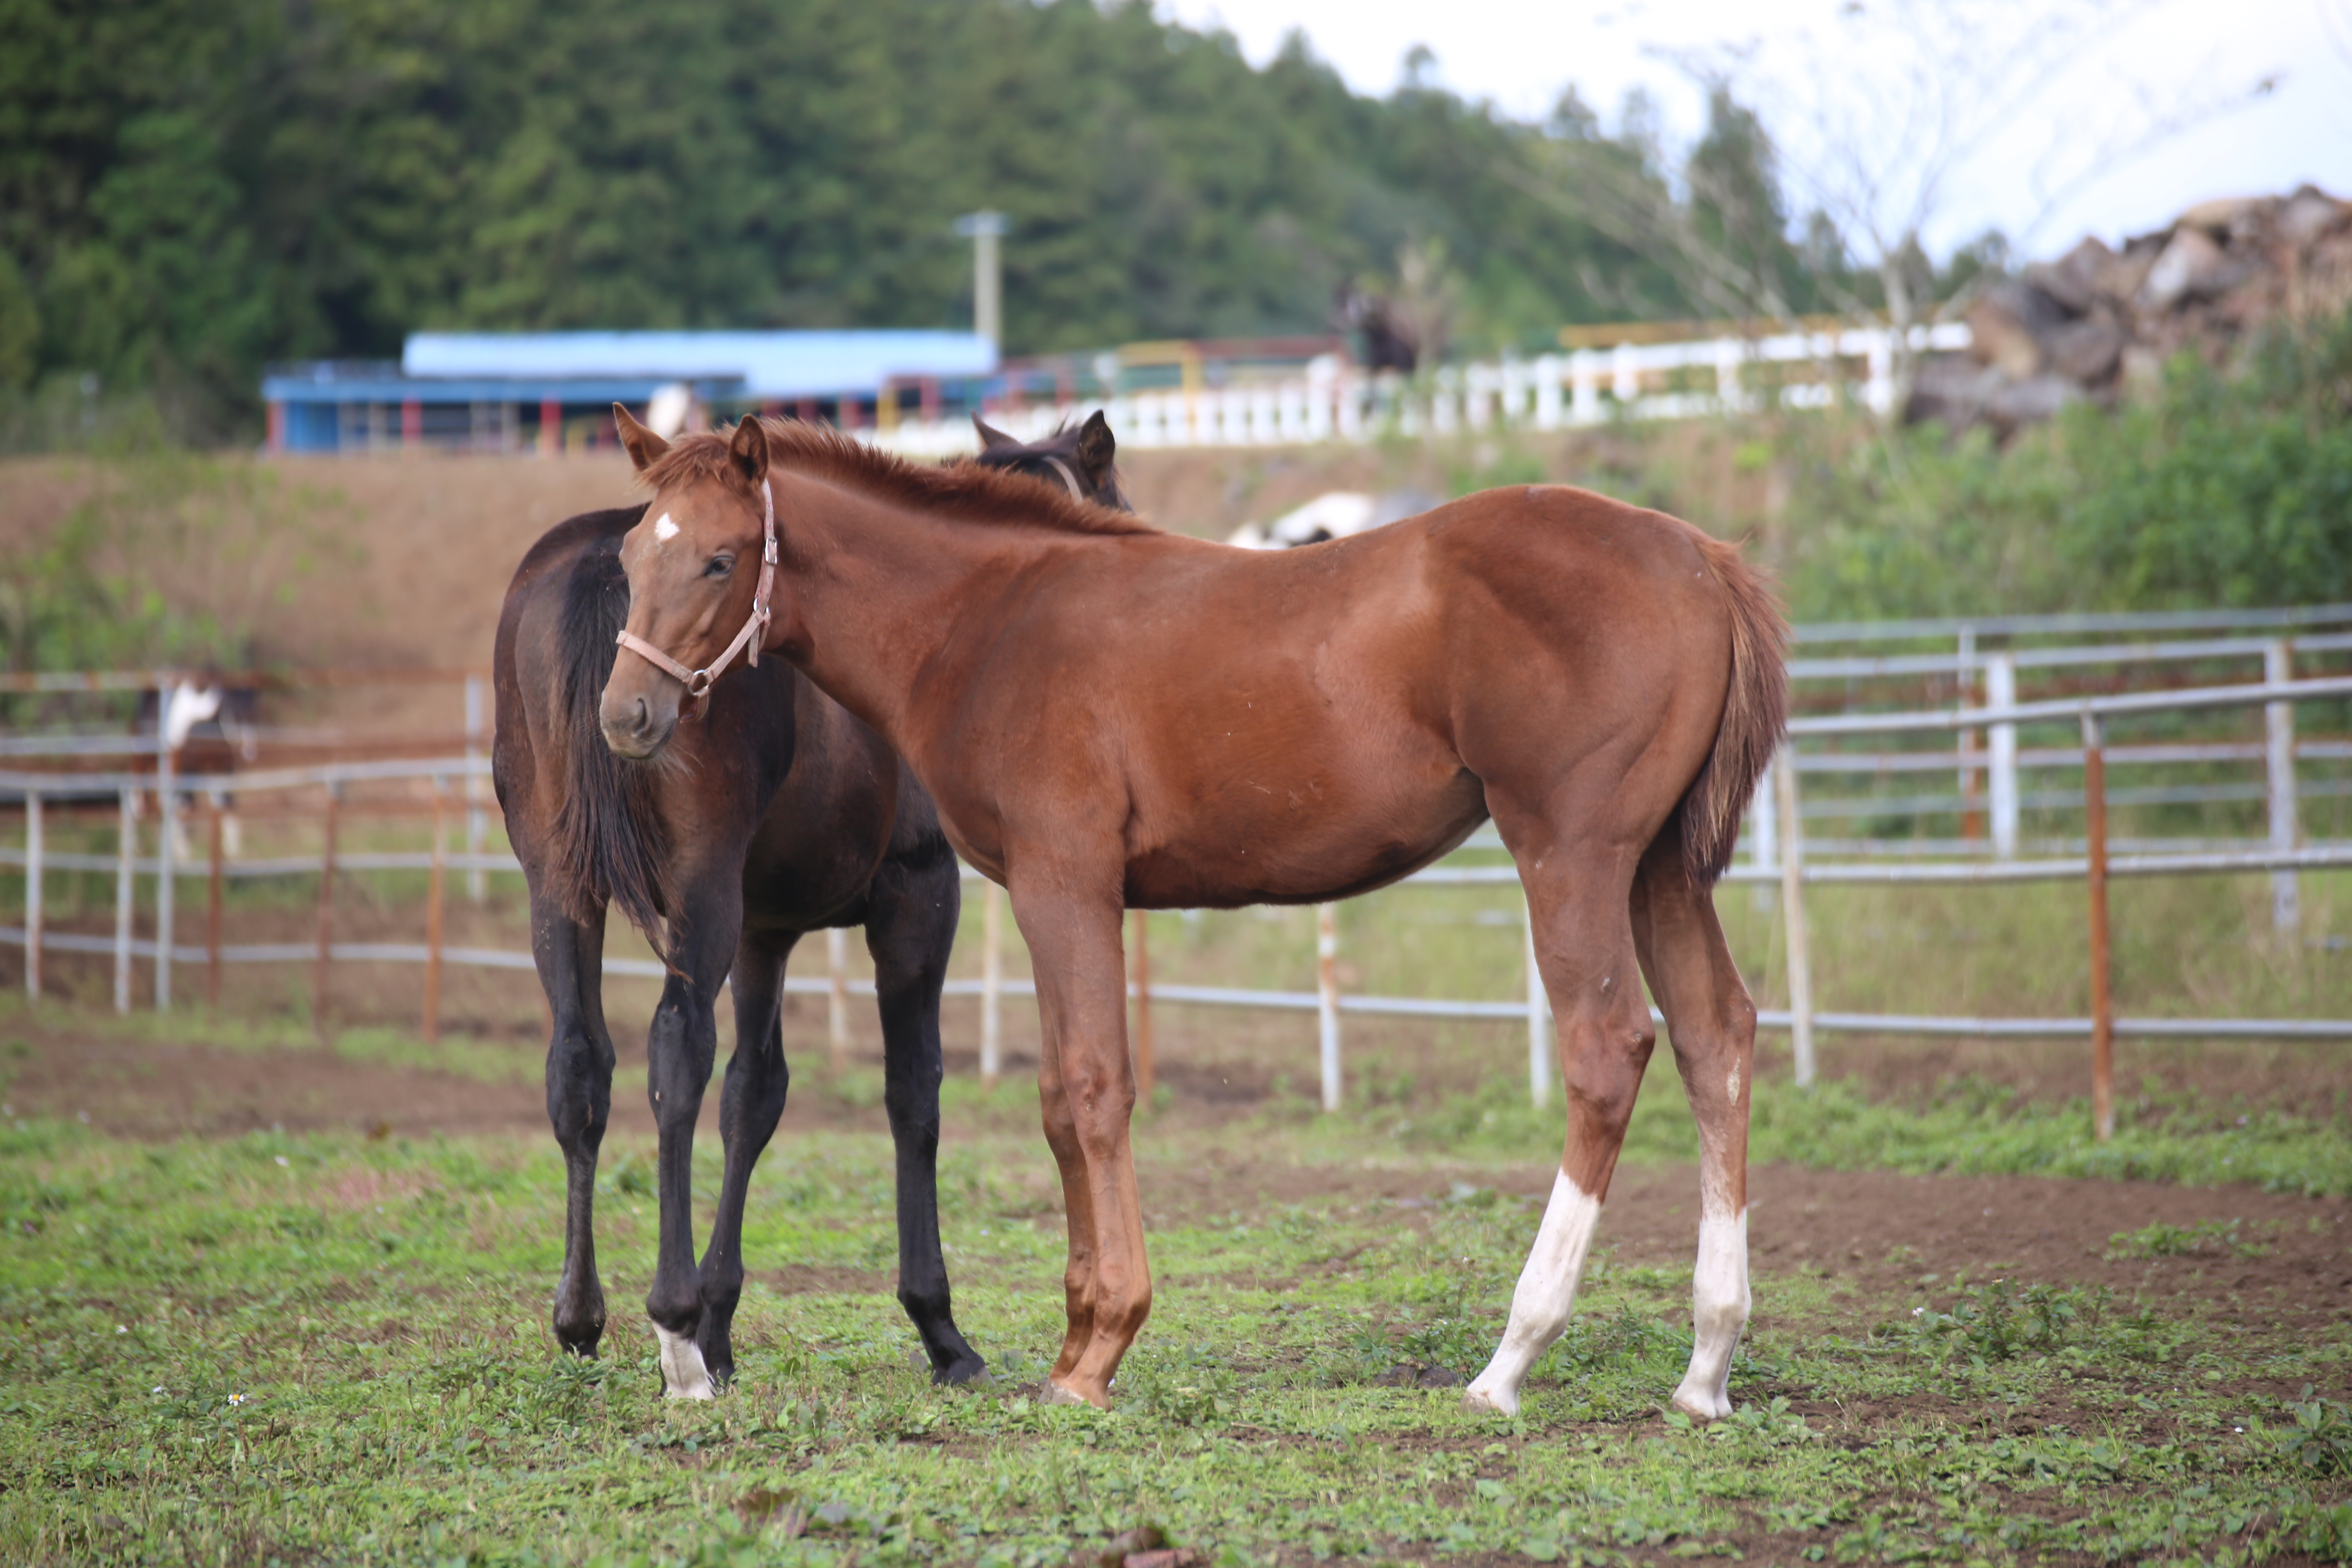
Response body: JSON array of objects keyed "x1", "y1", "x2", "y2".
[{"x1": 864, "y1": 323, "x2": 1975, "y2": 457}]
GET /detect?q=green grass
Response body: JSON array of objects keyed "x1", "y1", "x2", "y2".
[
  {"x1": 1369, "y1": 1068, "x2": 2352, "y2": 1199},
  {"x1": 4, "y1": 1111, "x2": 2348, "y2": 1566}
]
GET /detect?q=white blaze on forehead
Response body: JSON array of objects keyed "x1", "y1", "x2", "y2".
[{"x1": 651, "y1": 511, "x2": 680, "y2": 544}]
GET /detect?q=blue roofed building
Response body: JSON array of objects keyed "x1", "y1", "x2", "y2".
[{"x1": 261, "y1": 330, "x2": 998, "y2": 454}]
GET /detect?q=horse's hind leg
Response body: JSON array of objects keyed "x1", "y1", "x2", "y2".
[
  {"x1": 1629, "y1": 824, "x2": 1756, "y2": 1420},
  {"x1": 531, "y1": 886, "x2": 617, "y2": 1356},
  {"x1": 866, "y1": 868, "x2": 987, "y2": 1384},
  {"x1": 1466, "y1": 834, "x2": 1654, "y2": 1418},
  {"x1": 694, "y1": 925, "x2": 798, "y2": 1388}
]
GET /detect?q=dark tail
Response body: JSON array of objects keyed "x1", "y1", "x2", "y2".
[
  {"x1": 1678, "y1": 533, "x2": 1790, "y2": 887},
  {"x1": 542, "y1": 532, "x2": 675, "y2": 951}
]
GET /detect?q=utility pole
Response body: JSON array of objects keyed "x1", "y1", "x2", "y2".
[{"x1": 953, "y1": 211, "x2": 1009, "y2": 352}]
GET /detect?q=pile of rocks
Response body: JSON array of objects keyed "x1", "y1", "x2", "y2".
[{"x1": 1909, "y1": 185, "x2": 2352, "y2": 432}]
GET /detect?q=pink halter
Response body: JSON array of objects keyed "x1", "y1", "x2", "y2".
[{"x1": 614, "y1": 477, "x2": 778, "y2": 699}]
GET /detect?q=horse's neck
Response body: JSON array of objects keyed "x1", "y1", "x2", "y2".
[{"x1": 782, "y1": 484, "x2": 1048, "y2": 744}]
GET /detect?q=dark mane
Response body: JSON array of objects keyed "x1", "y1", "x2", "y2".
[{"x1": 641, "y1": 419, "x2": 1161, "y2": 537}]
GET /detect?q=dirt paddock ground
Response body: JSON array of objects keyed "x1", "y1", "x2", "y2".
[{"x1": 6, "y1": 1005, "x2": 2346, "y2": 1352}]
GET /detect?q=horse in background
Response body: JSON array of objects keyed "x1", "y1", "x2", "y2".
[
  {"x1": 136, "y1": 677, "x2": 262, "y2": 860},
  {"x1": 491, "y1": 417, "x2": 1129, "y2": 1398}
]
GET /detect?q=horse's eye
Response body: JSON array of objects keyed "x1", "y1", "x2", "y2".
[{"x1": 704, "y1": 555, "x2": 735, "y2": 578}]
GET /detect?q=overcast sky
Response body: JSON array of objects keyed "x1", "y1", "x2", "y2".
[{"x1": 1158, "y1": 0, "x2": 2352, "y2": 259}]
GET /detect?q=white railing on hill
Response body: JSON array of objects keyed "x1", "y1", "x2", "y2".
[{"x1": 867, "y1": 322, "x2": 1974, "y2": 457}]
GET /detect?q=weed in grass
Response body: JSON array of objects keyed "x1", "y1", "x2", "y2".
[
  {"x1": 2258, "y1": 1386, "x2": 2352, "y2": 1480},
  {"x1": 2108, "y1": 1216, "x2": 2270, "y2": 1259}
]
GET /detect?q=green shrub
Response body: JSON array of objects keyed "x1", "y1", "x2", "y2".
[{"x1": 1781, "y1": 307, "x2": 2352, "y2": 620}]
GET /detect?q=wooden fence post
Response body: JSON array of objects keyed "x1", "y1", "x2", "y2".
[
  {"x1": 423, "y1": 782, "x2": 447, "y2": 1044},
  {"x1": 980, "y1": 880, "x2": 1003, "y2": 1086},
  {"x1": 1775, "y1": 747, "x2": 1816, "y2": 1087},
  {"x1": 1316, "y1": 902, "x2": 1341, "y2": 1112},
  {"x1": 205, "y1": 795, "x2": 225, "y2": 1005},
  {"x1": 155, "y1": 738, "x2": 176, "y2": 1011},
  {"x1": 1129, "y1": 909, "x2": 1154, "y2": 1104},
  {"x1": 314, "y1": 787, "x2": 340, "y2": 1040},
  {"x1": 2083, "y1": 713, "x2": 2115, "y2": 1143},
  {"x1": 464, "y1": 674, "x2": 488, "y2": 903},
  {"x1": 22, "y1": 791, "x2": 40, "y2": 1002},
  {"x1": 114, "y1": 788, "x2": 135, "y2": 1015}
]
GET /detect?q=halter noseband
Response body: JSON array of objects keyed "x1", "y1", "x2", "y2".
[{"x1": 614, "y1": 477, "x2": 778, "y2": 700}]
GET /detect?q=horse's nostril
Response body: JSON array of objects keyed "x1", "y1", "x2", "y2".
[{"x1": 633, "y1": 696, "x2": 649, "y2": 731}]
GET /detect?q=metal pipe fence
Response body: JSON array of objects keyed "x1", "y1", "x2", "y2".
[{"x1": 2, "y1": 666, "x2": 2349, "y2": 1129}]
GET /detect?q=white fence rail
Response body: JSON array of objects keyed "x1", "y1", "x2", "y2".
[
  {"x1": 867, "y1": 323, "x2": 1974, "y2": 457},
  {"x1": 2, "y1": 657, "x2": 2347, "y2": 1127}
]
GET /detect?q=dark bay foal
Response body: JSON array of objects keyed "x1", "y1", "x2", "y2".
[
  {"x1": 490, "y1": 419, "x2": 1125, "y2": 1398},
  {"x1": 597, "y1": 412, "x2": 1785, "y2": 1418}
]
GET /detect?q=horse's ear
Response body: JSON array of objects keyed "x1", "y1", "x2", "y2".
[
  {"x1": 729, "y1": 414, "x2": 769, "y2": 487},
  {"x1": 614, "y1": 403, "x2": 668, "y2": 472},
  {"x1": 971, "y1": 414, "x2": 1018, "y2": 451},
  {"x1": 1074, "y1": 409, "x2": 1116, "y2": 483}
]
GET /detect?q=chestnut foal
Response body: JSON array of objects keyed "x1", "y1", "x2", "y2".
[{"x1": 598, "y1": 411, "x2": 1786, "y2": 1418}]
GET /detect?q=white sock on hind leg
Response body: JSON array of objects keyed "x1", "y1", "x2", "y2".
[{"x1": 1670, "y1": 1208, "x2": 1748, "y2": 1420}]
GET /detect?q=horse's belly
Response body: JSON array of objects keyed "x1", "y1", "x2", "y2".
[{"x1": 1124, "y1": 766, "x2": 1487, "y2": 909}]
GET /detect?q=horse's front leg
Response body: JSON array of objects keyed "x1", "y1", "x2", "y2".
[
  {"x1": 644, "y1": 875, "x2": 742, "y2": 1399},
  {"x1": 866, "y1": 868, "x2": 987, "y2": 1384},
  {"x1": 1010, "y1": 874, "x2": 1148, "y2": 1408},
  {"x1": 530, "y1": 886, "x2": 616, "y2": 1356},
  {"x1": 694, "y1": 925, "x2": 797, "y2": 1388}
]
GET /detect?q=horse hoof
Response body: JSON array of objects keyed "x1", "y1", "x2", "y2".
[
  {"x1": 934, "y1": 1357, "x2": 990, "y2": 1387},
  {"x1": 1042, "y1": 1377, "x2": 1105, "y2": 1408},
  {"x1": 1462, "y1": 1381, "x2": 1519, "y2": 1417},
  {"x1": 655, "y1": 1325, "x2": 716, "y2": 1400},
  {"x1": 1670, "y1": 1382, "x2": 1733, "y2": 1421},
  {"x1": 553, "y1": 1311, "x2": 606, "y2": 1359}
]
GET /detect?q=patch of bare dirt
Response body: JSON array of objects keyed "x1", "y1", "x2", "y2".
[
  {"x1": 1110, "y1": 1147, "x2": 2351, "y2": 1331},
  {"x1": 755, "y1": 1264, "x2": 899, "y2": 1298}
]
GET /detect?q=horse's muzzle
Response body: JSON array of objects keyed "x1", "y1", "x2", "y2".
[{"x1": 598, "y1": 686, "x2": 678, "y2": 760}]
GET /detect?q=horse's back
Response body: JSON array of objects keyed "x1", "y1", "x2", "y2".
[{"x1": 1414, "y1": 486, "x2": 1735, "y2": 643}]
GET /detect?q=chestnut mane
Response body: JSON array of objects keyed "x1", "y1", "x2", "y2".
[{"x1": 641, "y1": 419, "x2": 1161, "y2": 538}]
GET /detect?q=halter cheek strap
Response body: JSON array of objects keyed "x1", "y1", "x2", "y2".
[{"x1": 615, "y1": 477, "x2": 778, "y2": 699}]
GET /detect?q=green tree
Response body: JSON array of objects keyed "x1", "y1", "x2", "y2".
[{"x1": 0, "y1": 0, "x2": 1692, "y2": 437}]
